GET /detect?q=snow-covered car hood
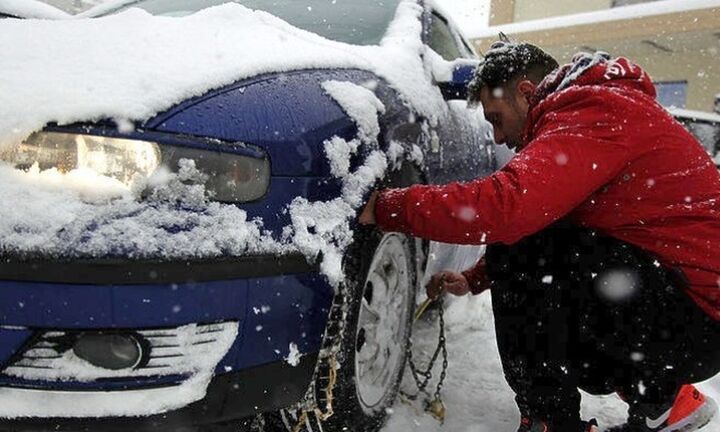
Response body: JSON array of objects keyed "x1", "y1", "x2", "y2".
[
  {"x1": 0, "y1": 1, "x2": 444, "y2": 150},
  {"x1": 0, "y1": 0, "x2": 457, "y2": 286}
]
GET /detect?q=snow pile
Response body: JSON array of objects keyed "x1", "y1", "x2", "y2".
[
  {"x1": 285, "y1": 197, "x2": 357, "y2": 286},
  {"x1": 408, "y1": 143, "x2": 425, "y2": 166},
  {"x1": 286, "y1": 342, "x2": 302, "y2": 367},
  {"x1": 324, "y1": 136, "x2": 360, "y2": 178},
  {"x1": 322, "y1": 80, "x2": 386, "y2": 145},
  {"x1": 286, "y1": 81, "x2": 392, "y2": 286},
  {"x1": 0, "y1": 374, "x2": 216, "y2": 419},
  {"x1": 385, "y1": 141, "x2": 405, "y2": 170},
  {"x1": 285, "y1": 74, "x2": 448, "y2": 286},
  {"x1": 0, "y1": 1, "x2": 445, "y2": 150},
  {"x1": 0, "y1": 0, "x2": 70, "y2": 19},
  {"x1": 0, "y1": 159, "x2": 285, "y2": 259},
  {"x1": 341, "y1": 151, "x2": 389, "y2": 208}
]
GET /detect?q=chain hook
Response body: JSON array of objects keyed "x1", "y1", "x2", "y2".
[{"x1": 403, "y1": 276, "x2": 449, "y2": 423}]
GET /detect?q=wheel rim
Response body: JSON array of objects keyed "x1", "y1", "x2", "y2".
[{"x1": 354, "y1": 233, "x2": 412, "y2": 412}]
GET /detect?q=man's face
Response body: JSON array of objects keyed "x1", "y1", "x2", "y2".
[{"x1": 479, "y1": 82, "x2": 532, "y2": 149}]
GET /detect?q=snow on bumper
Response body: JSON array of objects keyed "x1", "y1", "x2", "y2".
[
  {"x1": 0, "y1": 373, "x2": 212, "y2": 419},
  {"x1": 0, "y1": 322, "x2": 238, "y2": 419}
]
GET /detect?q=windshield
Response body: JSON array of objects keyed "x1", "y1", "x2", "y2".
[{"x1": 102, "y1": 0, "x2": 402, "y2": 45}]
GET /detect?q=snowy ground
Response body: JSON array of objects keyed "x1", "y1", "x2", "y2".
[{"x1": 384, "y1": 292, "x2": 720, "y2": 432}]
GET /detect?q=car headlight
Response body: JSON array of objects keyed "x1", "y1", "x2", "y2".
[{"x1": 2, "y1": 132, "x2": 270, "y2": 203}]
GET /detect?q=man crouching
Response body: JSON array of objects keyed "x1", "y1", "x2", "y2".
[{"x1": 361, "y1": 40, "x2": 720, "y2": 432}]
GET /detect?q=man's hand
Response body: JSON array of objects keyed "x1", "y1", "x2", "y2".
[
  {"x1": 359, "y1": 191, "x2": 379, "y2": 225},
  {"x1": 426, "y1": 271, "x2": 470, "y2": 299}
]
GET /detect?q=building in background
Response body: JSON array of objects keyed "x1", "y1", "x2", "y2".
[{"x1": 470, "y1": 0, "x2": 720, "y2": 112}]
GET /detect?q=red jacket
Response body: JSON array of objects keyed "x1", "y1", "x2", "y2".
[{"x1": 376, "y1": 56, "x2": 720, "y2": 320}]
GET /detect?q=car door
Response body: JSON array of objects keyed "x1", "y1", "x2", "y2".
[
  {"x1": 423, "y1": 9, "x2": 496, "y2": 185},
  {"x1": 415, "y1": 9, "x2": 496, "y2": 280}
]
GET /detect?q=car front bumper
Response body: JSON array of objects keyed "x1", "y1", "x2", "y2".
[
  {"x1": 0, "y1": 253, "x2": 333, "y2": 424},
  {"x1": 0, "y1": 352, "x2": 318, "y2": 431}
]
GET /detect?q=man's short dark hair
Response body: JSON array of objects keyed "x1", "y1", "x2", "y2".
[{"x1": 468, "y1": 39, "x2": 558, "y2": 105}]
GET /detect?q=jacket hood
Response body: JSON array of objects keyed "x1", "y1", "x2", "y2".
[{"x1": 529, "y1": 52, "x2": 656, "y2": 110}]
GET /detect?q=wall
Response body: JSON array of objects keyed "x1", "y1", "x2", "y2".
[
  {"x1": 542, "y1": 44, "x2": 719, "y2": 112},
  {"x1": 512, "y1": 0, "x2": 612, "y2": 22},
  {"x1": 474, "y1": 4, "x2": 720, "y2": 112},
  {"x1": 635, "y1": 49, "x2": 720, "y2": 112}
]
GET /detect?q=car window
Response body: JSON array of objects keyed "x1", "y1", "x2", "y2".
[
  {"x1": 428, "y1": 12, "x2": 463, "y2": 61},
  {"x1": 99, "y1": 0, "x2": 400, "y2": 46},
  {"x1": 458, "y1": 36, "x2": 476, "y2": 59}
]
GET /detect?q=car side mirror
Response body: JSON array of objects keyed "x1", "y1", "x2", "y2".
[{"x1": 435, "y1": 59, "x2": 479, "y2": 101}]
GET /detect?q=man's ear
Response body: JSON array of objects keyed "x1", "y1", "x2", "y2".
[{"x1": 517, "y1": 80, "x2": 537, "y2": 101}]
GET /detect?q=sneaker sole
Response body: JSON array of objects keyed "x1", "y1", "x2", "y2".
[{"x1": 659, "y1": 396, "x2": 718, "y2": 432}]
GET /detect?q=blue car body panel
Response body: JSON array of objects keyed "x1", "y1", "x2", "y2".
[
  {"x1": 0, "y1": 327, "x2": 32, "y2": 365},
  {"x1": 149, "y1": 69, "x2": 378, "y2": 177},
  {"x1": 0, "y1": 272, "x2": 334, "y2": 386}
]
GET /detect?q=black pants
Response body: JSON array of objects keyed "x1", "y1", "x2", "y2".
[{"x1": 485, "y1": 222, "x2": 720, "y2": 430}]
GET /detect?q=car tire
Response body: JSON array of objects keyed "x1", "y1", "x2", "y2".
[
  {"x1": 267, "y1": 226, "x2": 417, "y2": 432},
  {"x1": 323, "y1": 226, "x2": 417, "y2": 432},
  {"x1": 266, "y1": 162, "x2": 423, "y2": 432}
]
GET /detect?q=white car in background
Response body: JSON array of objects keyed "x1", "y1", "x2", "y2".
[{"x1": 669, "y1": 108, "x2": 720, "y2": 167}]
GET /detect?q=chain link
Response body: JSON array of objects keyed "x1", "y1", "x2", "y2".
[
  {"x1": 288, "y1": 254, "x2": 451, "y2": 430},
  {"x1": 289, "y1": 280, "x2": 348, "y2": 432},
  {"x1": 434, "y1": 300, "x2": 448, "y2": 401},
  {"x1": 403, "y1": 296, "x2": 448, "y2": 406}
]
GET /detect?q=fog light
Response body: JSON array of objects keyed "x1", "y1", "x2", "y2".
[{"x1": 73, "y1": 333, "x2": 143, "y2": 370}]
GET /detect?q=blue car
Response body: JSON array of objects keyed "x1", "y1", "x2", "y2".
[{"x1": 0, "y1": 1, "x2": 497, "y2": 431}]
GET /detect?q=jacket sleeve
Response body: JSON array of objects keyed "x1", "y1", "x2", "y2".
[
  {"x1": 376, "y1": 93, "x2": 634, "y2": 245},
  {"x1": 461, "y1": 257, "x2": 490, "y2": 295}
]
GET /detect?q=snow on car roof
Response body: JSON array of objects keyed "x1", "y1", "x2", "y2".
[
  {"x1": 469, "y1": 0, "x2": 719, "y2": 39},
  {"x1": 0, "y1": 0, "x2": 70, "y2": 19}
]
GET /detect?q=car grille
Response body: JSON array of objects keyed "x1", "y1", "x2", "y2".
[{"x1": 3, "y1": 322, "x2": 238, "y2": 382}]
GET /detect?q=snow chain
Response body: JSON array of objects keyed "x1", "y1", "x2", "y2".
[
  {"x1": 288, "y1": 263, "x2": 450, "y2": 429},
  {"x1": 290, "y1": 281, "x2": 348, "y2": 432},
  {"x1": 403, "y1": 296, "x2": 448, "y2": 423},
  {"x1": 291, "y1": 355, "x2": 337, "y2": 432}
]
